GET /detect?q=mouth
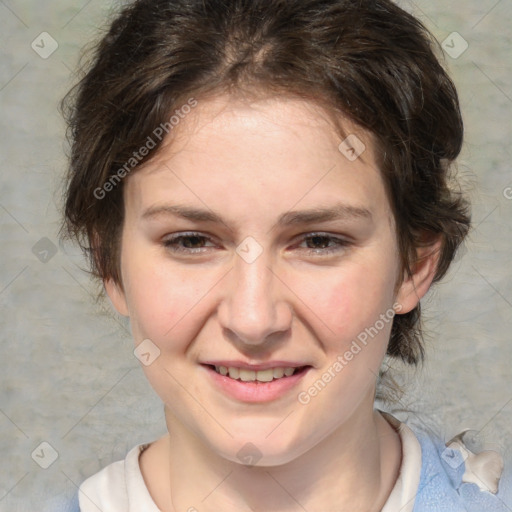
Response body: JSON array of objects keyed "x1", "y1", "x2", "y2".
[
  {"x1": 201, "y1": 363, "x2": 312, "y2": 403},
  {"x1": 204, "y1": 364, "x2": 310, "y2": 382}
]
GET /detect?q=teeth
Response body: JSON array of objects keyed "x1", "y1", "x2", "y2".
[
  {"x1": 255, "y1": 369, "x2": 274, "y2": 382},
  {"x1": 239, "y1": 369, "x2": 256, "y2": 382},
  {"x1": 214, "y1": 365, "x2": 300, "y2": 382},
  {"x1": 273, "y1": 367, "x2": 284, "y2": 378},
  {"x1": 228, "y1": 367, "x2": 239, "y2": 379}
]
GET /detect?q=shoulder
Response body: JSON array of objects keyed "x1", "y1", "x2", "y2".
[
  {"x1": 78, "y1": 449, "x2": 131, "y2": 511},
  {"x1": 406, "y1": 422, "x2": 512, "y2": 511},
  {"x1": 74, "y1": 442, "x2": 160, "y2": 512}
]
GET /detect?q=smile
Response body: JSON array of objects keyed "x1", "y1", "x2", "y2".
[
  {"x1": 212, "y1": 365, "x2": 303, "y2": 382},
  {"x1": 202, "y1": 364, "x2": 312, "y2": 402}
]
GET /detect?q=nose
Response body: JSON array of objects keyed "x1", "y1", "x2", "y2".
[{"x1": 217, "y1": 250, "x2": 292, "y2": 347}]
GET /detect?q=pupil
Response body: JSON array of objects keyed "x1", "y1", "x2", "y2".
[
  {"x1": 310, "y1": 236, "x2": 328, "y2": 248},
  {"x1": 185, "y1": 236, "x2": 203, "y2": 248}
]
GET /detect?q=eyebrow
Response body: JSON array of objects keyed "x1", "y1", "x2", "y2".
[{"x1": 141, "y1": 203, "x2": 372, "y2": 230}]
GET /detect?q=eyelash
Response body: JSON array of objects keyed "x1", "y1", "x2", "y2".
[{"x1": 162, "y1": 232, "x2": 350, "y2": 256}]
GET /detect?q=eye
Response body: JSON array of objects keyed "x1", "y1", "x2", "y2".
[
  {"x1": 162, "y1": 232, "x2": 216, "y2": 254},
  {"x1": 296, "y1": 233, "x2": 350, "y2": 256},
  {"x1": 162, "y1": 232, "x2": 350, "y2": 257}
]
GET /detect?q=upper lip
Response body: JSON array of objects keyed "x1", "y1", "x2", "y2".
[{"x1": 201, "y1": 361, "x2": 311, "y2": 371}]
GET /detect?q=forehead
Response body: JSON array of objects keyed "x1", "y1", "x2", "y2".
[
  {"x1": 124, "y1": 94, "x2": 391, "y2": 228},
  {"x1": 148, "y1": 94, "x2": 370, "y2": 165}
]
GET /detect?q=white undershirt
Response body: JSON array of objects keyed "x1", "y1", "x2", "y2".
[{"x1": 78, "y1": 412, "x2": 422, "y2": 512}]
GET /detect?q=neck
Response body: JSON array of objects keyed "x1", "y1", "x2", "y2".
[{"x1": 142, "y1": 399, "x2": 402, "y2": 512}]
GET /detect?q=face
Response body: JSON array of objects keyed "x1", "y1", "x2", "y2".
[{"x1": 106, "y1": 94, "x2": 428, "y2": 466}]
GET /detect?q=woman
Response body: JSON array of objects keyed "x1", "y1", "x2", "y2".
[{"x1": 59, "y1": 0, "x2": 511, "y2": 510}]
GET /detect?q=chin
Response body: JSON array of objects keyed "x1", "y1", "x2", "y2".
[{"x1": 211, "y1": 432, "x2": 310, "y2": 468}]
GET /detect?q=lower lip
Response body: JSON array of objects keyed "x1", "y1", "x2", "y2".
[{"x1": 202, "y1": 365, "x2": 311, "y2": 403}]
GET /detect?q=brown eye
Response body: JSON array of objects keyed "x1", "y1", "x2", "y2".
[
  {"x1": 305, "y1": 235, "x2": 332, "y2": 249},
  {"x1": 163, "y1": 233, "x2": 215, "y2": 253},
  {"x1": 298, "y1": 233, "x2": 350, "y2": 256}
]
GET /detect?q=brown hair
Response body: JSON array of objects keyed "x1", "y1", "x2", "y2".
[{"x1": 61, "y1": 0, "x2": 470, "y2": 368}]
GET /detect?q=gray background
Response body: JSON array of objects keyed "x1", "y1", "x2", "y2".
[{"x1": 0, "y1": 0, "x2": 511, "y2": 510}]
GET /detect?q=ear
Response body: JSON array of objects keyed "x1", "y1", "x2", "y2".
[
  {"x1": 395, "y1": 236, "x2": 442, "y2": 314},
  {"x1": 92, "y1": 229, "x2": 130, "y2": 317},
  {"x1": 104, "y1": 277, "x2": 130, "y2": 317}
]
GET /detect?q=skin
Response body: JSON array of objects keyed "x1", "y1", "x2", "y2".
[{"x1": 105, "y1": 93, "x2": 440, "y2": 512}]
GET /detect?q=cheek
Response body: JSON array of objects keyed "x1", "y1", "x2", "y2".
[
  {"x1": 291, "y1": 265, "x2": 397, "y2": 422},
  {"x1": 122, "y1": 255, "x2": 207, "y2": 346},
  {"x1": 294, "y1": 259, "x2": 397, "y2": 342},
  {"x1": 123, "y1": 260, "x2": 215, "y2": 402}
]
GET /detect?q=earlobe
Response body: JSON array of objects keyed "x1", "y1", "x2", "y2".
[
  {"x1": 104, "y1": 277, "x2": 130, "y2": 317},
  {"x1": 396, "y1": 238, "x2": 442, "y2": 314}
]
